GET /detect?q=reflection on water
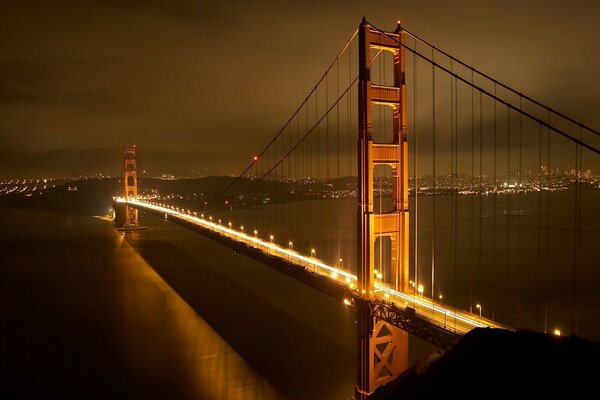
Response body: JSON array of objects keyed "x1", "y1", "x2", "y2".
[
  {"x1": 0, "y1": 208, "x2": 282, "y2": 400},
  {"x1": 115, "y1": 231, "x2": 283, "y2": 400}
]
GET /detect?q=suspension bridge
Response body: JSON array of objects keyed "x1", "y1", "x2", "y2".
[{"x1": 114, "y1": 18, "x2": 600, "y2": 399}]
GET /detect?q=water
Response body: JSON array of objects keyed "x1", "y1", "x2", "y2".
[
  {"x1": 222, "y1": 189, "x2": 600, "y2": 339},
  {"x1": 2, "y1": 187, "x2": 598, "y2": 398},
  {"x1": 0, "y1": 208, "x2": 283, "y2": 399},
  {"x1": 3, "y1": 207, "x2": 394, "y2": 399}
]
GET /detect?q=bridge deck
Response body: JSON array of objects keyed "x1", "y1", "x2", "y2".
[{"x1": 115, "y1": 198, "x2": 508, "y2": 349}]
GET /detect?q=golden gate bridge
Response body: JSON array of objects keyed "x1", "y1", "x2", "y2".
[{"x1": 114, "y1": 18, "x2": 600, "y2": 399}]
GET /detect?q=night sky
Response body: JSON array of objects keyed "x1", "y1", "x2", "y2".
[{"x1": 1, "y1": 0, "x2": 599, "y2": 178}]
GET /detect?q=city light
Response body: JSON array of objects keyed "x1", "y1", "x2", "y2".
[{"x1": 554, "y1": 329, "x2": 561, "y2": 336}]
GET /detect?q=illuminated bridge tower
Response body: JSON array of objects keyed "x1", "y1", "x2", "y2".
[
  {"x1": 123, "y1": 145, "x2": 139, "y2": 227},
  {"x1": 355, "y1": 19, "x2": 409, "y2": 399}
]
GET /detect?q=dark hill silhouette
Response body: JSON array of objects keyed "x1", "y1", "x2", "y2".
[{"x1": 369, "y1": 328, "x2": 599, "y2": 399}]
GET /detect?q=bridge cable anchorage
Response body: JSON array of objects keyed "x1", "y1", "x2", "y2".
[
  {"x1": 202, "y1": 28, "x2": 359, "y2": 209},
  {"x1": 366, "y1": 21, "x2": 600, "y2": 155},
  {"x1": 401, "y1": 26, "x2": 600, "y2": 139}
]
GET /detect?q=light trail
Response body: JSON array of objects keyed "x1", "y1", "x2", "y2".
[{"x1": 116, "y1": 198, "x2": 506, "y2": 334}]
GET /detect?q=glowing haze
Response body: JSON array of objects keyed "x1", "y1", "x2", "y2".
[{"x1": 1, "y1": 0, "x2": 599, "y2": 178}]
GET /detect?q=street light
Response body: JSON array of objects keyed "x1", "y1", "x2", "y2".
[
  {"x1": 476, "y1": 304, "x2": 482, "y2": 319},
  {"x1": 288, "y1": 241, "x2": 293, "y2": 250},
  {"x1": 269, "y1": 235, "x2": 274, "y2": 243},
  {"x1": 553, "y1": 329, "x2": 561, "y2": 336},
  {"x1": 311, "y1": 249, "x2": 316, "y2": 257},
  {"x1": 254, "y1": 230, "x2": 258, "y2": 237},
  {"x1": 417, "y1": 284, "x2": 424, "y2": 296},
  {"x1": 439, "y1": 294, "x2": 443, "y2": 300},
  {"x1": 339, "y1": 258, "x2": 343, "y2": 268},
  {"x1": 240, "y1": 225, "x2": 244, "y2": 232},
  {"x1": 228, "y1": 222, "x2": 232, "y2": 228}
]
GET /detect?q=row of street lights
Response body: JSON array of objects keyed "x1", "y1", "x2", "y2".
[{"x1": 149, "y1": 201, "x2": 572, "y2": 335}]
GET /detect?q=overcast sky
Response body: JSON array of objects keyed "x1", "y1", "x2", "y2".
[{"x1": 1, "y1": 0, "x2": 599, "y2": 178}]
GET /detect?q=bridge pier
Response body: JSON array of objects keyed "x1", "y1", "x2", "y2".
[
  {"x1": 117, "y1": 145, "x2": 145, "y2": 231},
  {"x1": 356, "y1": 299, "x2": 408, "y2": 399},
  {"x1": 356, "y1": 18, "x2": 409, "y2": 397}
]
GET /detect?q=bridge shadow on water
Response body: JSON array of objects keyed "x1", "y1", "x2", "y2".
[{"x1": 126, "y1": 214, "x2": 357, "y2": 400}]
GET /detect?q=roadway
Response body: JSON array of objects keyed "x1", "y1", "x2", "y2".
[{"x1": 115, "y1": 198, "x2": 507, "y2": 337}]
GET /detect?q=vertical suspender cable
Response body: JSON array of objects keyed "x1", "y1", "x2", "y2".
[
  {"x1": 491, "y1": 83, "x2": 497, "y2": 319},
  {"x1": 572, "y1": 127, "x2": 582, "y2": 335},
  {"x1": 506, "y1": 105, "x2": 511, "y2": 324},
  {"x1": 478, "y1": 90, "x2": 483, "y2": 316},
  {"x1": 337, "y1": 56, "x2": 341, "y2": 262},
  {"x1": 431, "y1": 49, "x2": 436, "y2": 307},
  {"x1": 413, "y1": 41, "x2": 419, "y2": 299},
  {"x1": 544, "y1": 111, "x2": 551, "y2": 333},
  {"x1": 517, "y1": 97, "x2": 523, "y2": 327},
  {"x1": 536, "y1": 122, "x2": 543, "y2": 330}
]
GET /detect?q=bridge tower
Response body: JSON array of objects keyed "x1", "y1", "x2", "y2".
[
  {"x1": 123, "y1": 145, "x2": 138, "y2": 227},
  {"x1": 356, "y1": 18, "x2": 409, "y2": 399}
]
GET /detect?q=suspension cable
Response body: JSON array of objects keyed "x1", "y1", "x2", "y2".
[
  {"x1": 367, "y1": 22, "x2": 600, "y2": 154},
  {"x1": 204, "y1": 28, "x2": 359, "y2": 208},
  {"x1": 401, "y1": 27, "x2": 600, "y2": 138}
]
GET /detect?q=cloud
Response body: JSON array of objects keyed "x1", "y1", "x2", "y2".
[{"x1": 0, "y1": 0, "x2": 598, "y2": 178}]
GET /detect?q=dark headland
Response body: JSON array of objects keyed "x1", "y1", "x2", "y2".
[{"x1": 370, "y1": 328, "x2": 599, "y2": 399}]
